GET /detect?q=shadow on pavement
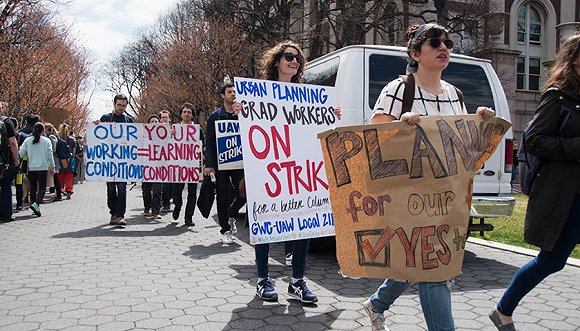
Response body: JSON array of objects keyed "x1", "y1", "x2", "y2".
[
  {"x1": 183, "y1": 241, "x2": 243, "y2": 260},
  {"x1": 51, "y1": 219, "x2": 194, "y2": 238},
  {"x1": 225, "y1": 296, "x2": 345, "y2": 330}
]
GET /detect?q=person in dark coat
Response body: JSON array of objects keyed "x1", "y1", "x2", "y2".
[{"x1": 490, "y1": 33, "x2": 580, "y2": 331}]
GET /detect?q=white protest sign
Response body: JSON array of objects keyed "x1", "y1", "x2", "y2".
[
  {"x1": 235, "y1": 77, "x2": 337, "y2": 244},
  {"x1": 215, "y1": 120, "x2": 243, "y2": 170},
  {"x1": 85, "y1": 123, "x2": 202, "y2": 183}
]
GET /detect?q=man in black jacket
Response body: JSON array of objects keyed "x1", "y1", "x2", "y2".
[
  {"x1": 95, "y1": 94, "x2": 134, "y2": 226},
  {"x1": 204, "y1": 81, "x2": 245, "y2": 244},
  {"x1": 0, "y1": 103, "x2": 19, "y2": 222}
]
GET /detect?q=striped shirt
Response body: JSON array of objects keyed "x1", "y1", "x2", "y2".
[{"x1": 372, "y1": 77, "x2": 467, "y2": 120}]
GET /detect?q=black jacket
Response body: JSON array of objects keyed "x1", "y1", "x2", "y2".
[
  {"x1": 205, "y1": 106, "x2": 238, "y2": 170},
  {"x1": 524, "y1": 88, "x2": 580, "y2": 251}
]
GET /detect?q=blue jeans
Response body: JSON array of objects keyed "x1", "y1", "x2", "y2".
[
  {"x1": 106, "y1": 182, "x2": 127, "y2": 218},
  {"x1": 370, "y1": 279, "x2": 454, "y2": 331},
  {"x1": 255, "y1": 239, "x2": 310, "y2": 279},
  {"x1": 498, "y1": 195, "x2": 580, "y2": 316},
  {"x1": 0, "y1": 166, "x2": 17, "y2": 220}
]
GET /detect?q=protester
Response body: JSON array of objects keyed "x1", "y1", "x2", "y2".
[
  {"x1": 246, "y1": 41, "x2": 322, "y2": 304},
  {"x1": 159, "y1": 109, "x2": 172, "y2": 212},
  {"x1": 0, "y1": 103, "x2": 20, "y2": 222},
  {"x1": 204, "y1": 78, "x2": 246, "y2": 244},
  {"x1": 142, "y1": 114, "x2": 163, "y2": 219},
  {"x1": 171, "y1": 103, "x2": 201, "y2": 226},
  {"x1": 18, "y1": 122, "x2": 55, "y2": 217},
  {"x1": 44, "y1": 123, "x2": 62, "y2": 202},
  {"x1": 75, "y1": 136, "x2": 85, "y2": 184},
  {"x1": 361, "y1": 23, "x2": 494, "y2": 331},
  {"x1": 94, "y1": 94, "x2": 134, "y2": 226},
  {"x1": 489, "y1": 33, "x2": 580, "y2": 331},
  {"x1": 17, "y1": 114, "x2": 39, "y2": 207},
  {"x1": 57, "y1": 123, "x2": 75, "y2": 199}
]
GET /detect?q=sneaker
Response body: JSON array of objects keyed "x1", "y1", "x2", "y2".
[
  {"x1": 362, "y1": 300, "x2": 387, "y2": 331},
  {"x1": 287, "y1": 279, "x2": 318, "y2": 304},
  {"x1": 256, "y1": 278, "x2": 278, "y2": 302},
  {"x1": 151, "y1": 213, "x2": 162, "y2": 219},
  {"x1": 285, "y1": 253, "x2": 292, "y2": 267},
  {"x1": 161, "y1": 206, "x2": 170, "y2": 212},
  {"x1": 109, "y1": 215, "x2": 118, "y2": 225},
  {"x1": 228, "y1": 218, "x2": 237, "y2": 234},
  {"x1": 143, "y1": 208, "x2": 150, "y2": 215},
  {"x1": 116, "y1": 217, "x2": 126, "y2": 226},
  {"x1": 66, "y1": 192, "x2": 72, "y2": 200},
  {"x1": 222, "y1": 231, "x2": 233, "y2": 244},
  {"x1": 172, "y1": 208, "x2": 180, "y2": 221},
  {"x1": 185, "y1": 219, "x2": 195, "y2": 226},
  {"x1": 30, "y1": 203, "x2": 41, "y2": 217}
]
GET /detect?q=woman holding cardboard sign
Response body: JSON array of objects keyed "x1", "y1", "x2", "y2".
[{"x1": 362, "y1": 23, "x2": 494, "y2": 331}]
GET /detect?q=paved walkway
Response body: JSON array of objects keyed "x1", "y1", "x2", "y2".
[{"x1": 1, "y1": 182, "x2": 578, "y2": 331}]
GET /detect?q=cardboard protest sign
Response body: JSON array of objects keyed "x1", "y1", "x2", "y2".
[
  {"x1": 235, "y1": 77, "x2": 338, "y2": 244},
  {"x1": 85, "y1": 123, "x2": 202, "y2": 183},
  {"x1": 215, "y1": 120, "x2": 243, "y2": 170},
  {"x1": 318, "y1": 115, "x2": 511, "y2": 282}
]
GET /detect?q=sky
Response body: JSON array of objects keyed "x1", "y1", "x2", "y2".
[{"x1": 51, "y1": 0, "x2": 181, "y2": 118}]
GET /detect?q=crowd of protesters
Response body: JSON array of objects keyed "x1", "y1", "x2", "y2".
[
  {"x1": 2, "y1": 27, "x2": 578, "y2": 331},
  {"x1": 0, "y1": 107, "x2": 85, "y2": 222}
]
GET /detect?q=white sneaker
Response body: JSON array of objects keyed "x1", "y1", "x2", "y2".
[
  {"x1": 285, "y1": 253, "x2": 292, "y2": 267},
  {"x1": 362, "y1": 299, "x2": 387, "y2": 331},
  {"x1": 222, "y1": 231, "x2": 233, "y2": 244},
  {"x1": 228, "y1": 218, "x2": 237, "y2": 234}
]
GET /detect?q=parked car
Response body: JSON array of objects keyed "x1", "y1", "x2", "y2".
[{"x1": 303, "y1": 45, "x2": 515, "y2": 243}]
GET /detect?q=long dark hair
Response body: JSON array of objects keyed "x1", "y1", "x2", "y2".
[
  {"x1": 259, "y1": 40, "x2": 306, "y2": 83},
  {"x1": 543, "y1": 33, "x2": 580, "y2": 94},
  {"x1": 32, "y1": 122, "x2": 45, "y2": 144}
]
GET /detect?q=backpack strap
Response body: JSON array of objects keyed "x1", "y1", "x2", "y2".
[
  {"x1": 401, "y1": 74, "x2": 415, "y2": 115},
  {"x1": 454, "y1": 86, "x2": 464, "y2": 110}
]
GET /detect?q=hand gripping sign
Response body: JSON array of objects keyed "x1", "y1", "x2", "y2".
[
  {"x1": 235, "y1": 77, "x2": 338, "y2": 244},
  {"x1": 85, "y1": 123, "x2": 202, "y2": 183},
  {"x1": 317, "y1": 115, "x2": 511, "y2": 282}
]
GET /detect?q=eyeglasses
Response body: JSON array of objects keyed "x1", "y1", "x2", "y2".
[
  {"x1": 427, "y1": 38, "x2": 454, "y2": 49},
  {"x1": 282, "y1": 52, "x2": 301, "y2": 63}
]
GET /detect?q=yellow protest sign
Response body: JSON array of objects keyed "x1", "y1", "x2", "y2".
[{"x1": 318, "y1": 115, "x2": 511, "y2": 282}]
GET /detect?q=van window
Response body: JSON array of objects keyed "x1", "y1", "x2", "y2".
[
  {"x1": 303, "y1": 57, "x2": 339, "y2": 87},
  {"x1": 442, "y1": 63, "x2": 494, "y2": 114},
  {"x1": 369, "y1": 54, "x2": 408, "y2": 109},
  {"x1": 368, "y1": 54, "x2": 494, "y2": 114}
]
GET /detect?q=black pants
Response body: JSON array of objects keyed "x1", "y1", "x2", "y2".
[
  {"x1": 172, "y1": 183, "x2": 197, "y2": 223},
  {"x1": 216, "y1": 169, "x2": 245, "y2": 234},
  {"x1": 162, "y1": 183, "x2": 172, "y2": 209},
  {"x1": 28, "y1": 170, "x2": 47, "y2": 204},
  {"x1": 142, "y1": 182, "x2": 162, "y2": 213},
  {"x1": 53, "y1": 173, "x2": 62, "y2": 199}
]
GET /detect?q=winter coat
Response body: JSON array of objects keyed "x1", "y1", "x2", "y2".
[{"x1": 524, "y1": 88, "x2": 580, "y2": 251}]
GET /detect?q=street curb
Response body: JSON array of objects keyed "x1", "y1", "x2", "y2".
[{"x1": 467, "y1": 237, "x2": 580, "y2": 268}]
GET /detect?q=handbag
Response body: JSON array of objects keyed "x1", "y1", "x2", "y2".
[{"x1": 196, "y1": 175, "x2": 216, "y2": 219}]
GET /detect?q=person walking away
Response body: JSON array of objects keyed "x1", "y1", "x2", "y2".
[
  {"x1": 204, "y1": 78, "x2": 246, "y2": 244},
  {"x1": 171, "y1": 103, "x2": 202, "y2": 226},
  {"x1": 57, "y1": 123, "x2": 75, "y2": 199},
  {"x1": 18, "y1": 122, "x2": 55, "y2": 217},
  {"x1": 93, "y1": 94, "x2": 134, "y2": 225},
  {"x1": 0, "y1": 104, "x2": 20, "y2": 223},
  {"x1": 44, "y1": 123, "x2": 62, "y2": 201},
  {"x1": 361, "y1": 23, "x2": 494, "y2": 331},
  {"x1": 16, "y1": 114, "x2": 39, "y2": 208},
  {"x1": 490, "y1": 32, "x2": 580, "y2": 331},
  {"x1": 142, "y1": 114, "x2": 163, "y2": 219},
  {"x1": 74, "y1": 136, "x2": 84, "y2": 184},
  {"x1": 159, "y1": 110, "x2": 172, "y2": 212}
]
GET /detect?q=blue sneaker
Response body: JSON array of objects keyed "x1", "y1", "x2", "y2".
[
  {"x1": 288, "y1": 279, "x2": 318, "y2": 303},
  {"x1": 256, "y1": 278, "x2": 278, "y2": 302}
]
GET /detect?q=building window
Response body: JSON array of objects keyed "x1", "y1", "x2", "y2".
[
  {"x1": 517, "y1": 4, "x2": 542, "y2": 45},
  {"x1": 515, "y1": 3, "x2": 543, "y2": 91},
  {"x1": 517, "y1": 56, "x2": 541, "y2": 91}
]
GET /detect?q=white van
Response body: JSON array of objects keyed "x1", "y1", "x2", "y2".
[{"x1": 303, "y1": 45, "x2": 515, "y2": 234}]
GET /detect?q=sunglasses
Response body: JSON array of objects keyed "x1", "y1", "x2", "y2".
[
  {"x1": 427, "y1": 38, "x2": 454, "y2": 49},
  {"x1": 282, "y1": 52, "x2": 301, "y2": 63}
]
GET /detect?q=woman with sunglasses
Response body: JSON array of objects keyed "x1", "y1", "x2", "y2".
[
  {"x1": 244, "y1": 41, "x2": 341, "y2": 304},
  {"x1": 361, "y1": 23, "x2": 494, "y2": 331}
]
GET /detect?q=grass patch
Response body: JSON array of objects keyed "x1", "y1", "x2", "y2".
[{"x1": 473, "y1": 193, "x2": 580, "y2": 259}]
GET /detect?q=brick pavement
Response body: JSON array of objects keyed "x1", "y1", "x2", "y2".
[{"x1": 0, "y1": 182, "x2": 579, "y2": 330}]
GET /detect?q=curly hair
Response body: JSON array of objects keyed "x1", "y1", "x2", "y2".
[
  {"x1": 405, "y1": 23, "x2": 450, "y2": 73},
  {"x1": 543, "y1": 33, "x2": 580, "y2": 94},
  {"x1": 258, "y1": 40, "x2": 306, "y2": 83}
]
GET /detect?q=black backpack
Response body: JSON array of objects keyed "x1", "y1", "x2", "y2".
[{"x1": 518, "y1": 89, "x2": 572, "y2": 195}]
